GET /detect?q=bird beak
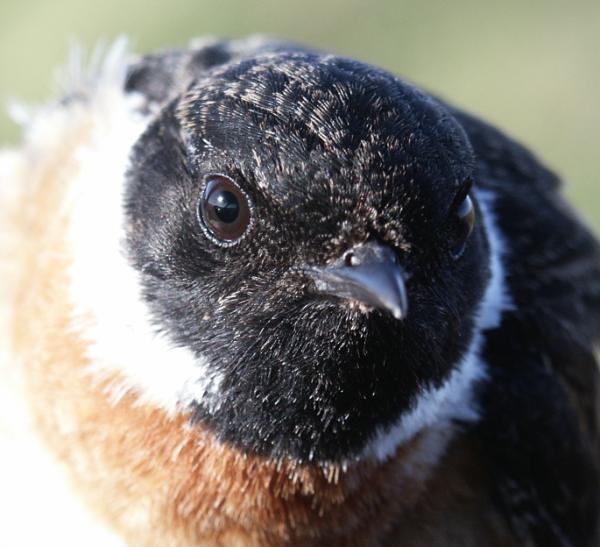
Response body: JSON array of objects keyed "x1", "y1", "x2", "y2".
[{"x1": 306, "y1": 241, "x2": 408, "y2": 320}]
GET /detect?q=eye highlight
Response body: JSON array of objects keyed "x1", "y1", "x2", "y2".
[
  {"x1": 448, "y1": 189, "x2": 476, "y2": 259},
  {"x1": 198, "y1": 175, "x2": 252, "y2": 245}
]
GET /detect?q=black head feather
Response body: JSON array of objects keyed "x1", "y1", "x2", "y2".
[{"x1": 124, "y1": 51, "x2": 490, "y2": 461}]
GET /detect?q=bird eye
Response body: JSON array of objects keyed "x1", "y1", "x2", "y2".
[
  {"x1": 448, "y1": 191, "x2": 475, "y2": 259},
  {"x1": 198, "y1": 175, "x2": 252, "y2": 245}
]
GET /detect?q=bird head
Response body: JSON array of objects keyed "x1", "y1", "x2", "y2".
[{"x1": 122, "y1": 51, "x2": 491, "y2": 462}]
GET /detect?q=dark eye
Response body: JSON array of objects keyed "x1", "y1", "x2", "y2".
[
  {"x1": 448, "y1": 191, "x2": 476, "y2": 259},
  {"x1": 198, "y1": 175, "x2": 252, "y2": 245}
]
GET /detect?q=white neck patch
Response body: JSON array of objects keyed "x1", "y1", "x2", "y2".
[
  {"x1": 360, "y1": 188, "x2": 513, "y2": 462},
  {"x1": 53, "y1": 42, "x2": 224, "y2": 416}
]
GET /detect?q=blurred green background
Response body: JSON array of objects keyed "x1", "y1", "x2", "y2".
[{"x1": 1, "y1": 0, "x2": 598, "y2": 229}]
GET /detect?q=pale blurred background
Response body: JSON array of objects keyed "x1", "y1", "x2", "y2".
[{"x1": 1, "y1": 0, "x2": 599, "y2": 228}]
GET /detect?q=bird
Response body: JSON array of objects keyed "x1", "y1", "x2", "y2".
[{"x1": 1, "y1": 35, "x2": 599, "y2": 546}]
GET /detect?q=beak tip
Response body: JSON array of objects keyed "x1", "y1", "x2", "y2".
[
  {"x1": 392, "y1": 308, "x2": 404, "y2": 320},
  {"x1": 389, "y1": 298, "x2": 408, "y2": 320}
]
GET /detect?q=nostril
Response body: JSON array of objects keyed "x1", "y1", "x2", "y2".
[{"x1": 343, "y1": 250, "x2": 359, "y2": 267}]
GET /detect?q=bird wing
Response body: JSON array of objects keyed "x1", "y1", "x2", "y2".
[
  {"x1": 451, "y1": 107, "x2": 600, "y2": 436},
  {"x1": 451, "y1": 108, "x2": 600, "y2": 547}
]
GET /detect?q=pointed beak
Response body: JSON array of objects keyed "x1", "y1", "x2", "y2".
[{"x1": 306, "y1": 241, "x2": 408, "y2": 320}]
